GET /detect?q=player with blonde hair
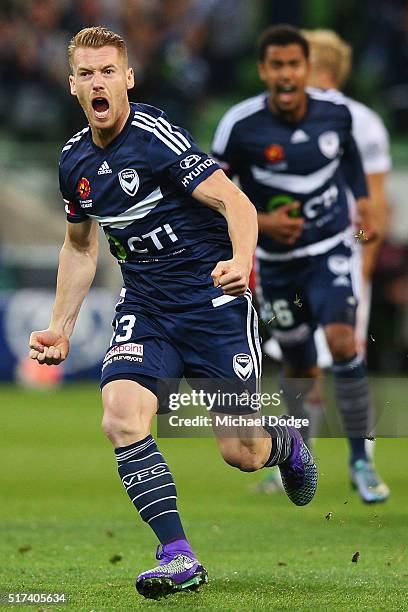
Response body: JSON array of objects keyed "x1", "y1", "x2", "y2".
[{"x1": 306, "y1": 28, "x2": 390, "y2": 331}]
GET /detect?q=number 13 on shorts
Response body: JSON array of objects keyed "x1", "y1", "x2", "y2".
[{"x1": 111, "y1": 314, "x2": 136, "y2": 344}]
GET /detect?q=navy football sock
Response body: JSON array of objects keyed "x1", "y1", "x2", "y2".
[
  {"x1": 115, "y1": 435, "x2": 187, "y2": 545},
  {"x1": 262, "y1": 422, "x2": 294, "y2": 467},
  {"x1": 333, "y1": 354, "x2": 373, "y2": 464}
]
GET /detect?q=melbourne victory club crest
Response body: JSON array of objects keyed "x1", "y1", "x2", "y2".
[
  {"x1": 233, "y1": 353, "x2": 253, "y2": 381},
  {"x1": 318, "y1": 131, "x2": 340, "y2": 159},
  {"x1": 77, "y1": 177, "x2": 90, "y2": 199},
  {"x1": 118, "y1": 168, "x2": 140, "y2": 196},
  {"x1": 327, "y1": 254, "x2": 350, "y2": 276}
]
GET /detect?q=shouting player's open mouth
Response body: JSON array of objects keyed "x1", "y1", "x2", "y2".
[
  {"x1": 92, "y1": 97, "x2": 110, "y2": 120},
  {"x1": 276, "y1": 84, "x2": 297, "y2": 105}
]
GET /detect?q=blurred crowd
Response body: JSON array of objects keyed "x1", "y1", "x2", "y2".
[
  {"x1": 0, "y1": 0, "x2": 262, "y2": 139},
  {"x1": 361, "y1": 0, "x2": 408, "y2": 132},
  {"x1": 2, "y1": 0, "x2": 408, "y2": 140}
]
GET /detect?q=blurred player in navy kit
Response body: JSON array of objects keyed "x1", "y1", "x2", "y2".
[
  {"x1": 212, "y1": 25, "x2": 388, "y2": 503},
  {"x1": 253, "y1": 29, "x2": 392, "y2": 499},
  {"x1": 28, "y1": 27, "x2": 317, "y2": 601}
]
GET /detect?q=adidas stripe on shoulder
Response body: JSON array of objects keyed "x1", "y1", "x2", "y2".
[
  {"x1": 61, "y1": 126, "x2": 89, "y2": 153},
  {"x1": 212, "y1": 94, "x2": 266, "y2": 156},
  {"x1": 131, "y1": 109, "x2": 191, "y2": 155}
]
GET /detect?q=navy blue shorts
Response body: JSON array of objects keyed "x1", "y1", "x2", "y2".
[
  {"x1": 257, "y1": 243, "x2": 359, "y2": 368},
  {"x1": 100, "y1": 290, "x2": 261, "y2": 411}
]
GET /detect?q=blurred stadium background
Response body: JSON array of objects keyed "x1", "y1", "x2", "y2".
[
  {"x1": 1, "y1": 0, "x2": 408, "y2": 381},
  {"x1": 1, "y1": 2, "x2": 408, "y2": 610}
]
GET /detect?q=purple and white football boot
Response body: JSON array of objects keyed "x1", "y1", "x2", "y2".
[
  {"x1": 279, "y1": 427, "x2": 318, "y2": 506},
  {"x1": 136, "y1": 539, "x2": 208, "y2": 600}
]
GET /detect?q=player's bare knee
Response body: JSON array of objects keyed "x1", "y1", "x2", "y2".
[
  {"x1": 101, "y1": 398, "x2": 146, "y2": 445},
  {"x1": 221, "y1": 454, "x2": 242, "y2": 469},
  {"x1": 101, "y1": 410, "x2": 143, "y2": 445},
  {"x1": 325, "y1": 324, "x2": 355, "y2": 360},
  {"x1": 217, "y1": 438, "x2": 241, "y2": 469},
  {"x1": 237, "y1": 452, "x2": 264, "y2": 472},
  {"x1": 237, "y1": 440, "x2": 267, "y2": 471},
  {"x1": 101, "y1": 381, "x2": 156, "y2": 445},
  {"x1": 217, "y1": 442, "x2": 241, "y2": 468},
  {"x1": 219, "y1": 442, "x2": 265, "y2": 472},
  {"x1": 220, "y1": 453, "x2": 261, "y2": 471}
]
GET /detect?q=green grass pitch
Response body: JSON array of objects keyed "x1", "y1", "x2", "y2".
[{"x1": 1, "y1": 383, "x2": 407, "y2": 611}]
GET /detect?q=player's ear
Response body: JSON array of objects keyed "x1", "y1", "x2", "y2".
[
  {"x1": 126, "y1": 67, "x2": 135, "y2": 91},
  {"x1": 69, "y1": 74, "x2": 77, "y2": 96},
  {"x1": 257, "y1": 61, "x2": 267, "y2": 83}
]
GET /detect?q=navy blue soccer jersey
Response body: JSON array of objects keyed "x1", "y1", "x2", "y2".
[
  {"x1": 212, "y1": 88, "x2": 367, "y2": 261},
  {"x1": 59, "y1": 102, "x2": 229, "y2": 311}
]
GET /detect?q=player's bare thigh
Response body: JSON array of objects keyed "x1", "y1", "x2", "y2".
[
  {"x1": 102, "y1": 380, "x2": 158, "y2": 447},
  {"x1": 212, "y1": 414, "x2": 272, "y2": 472}
]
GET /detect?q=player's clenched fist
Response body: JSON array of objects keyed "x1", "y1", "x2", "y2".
[
  {"x1": 211, "y1": 257, "x2": 251, "y2": 296},
  {"x1": 29, "y1": 329, "x2": 69, "y2": 365},
  {"x1": 260, "y1": 202, "x2": 304, "y2": 245}
]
